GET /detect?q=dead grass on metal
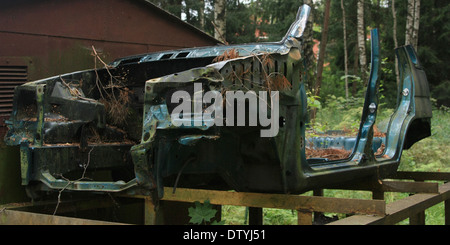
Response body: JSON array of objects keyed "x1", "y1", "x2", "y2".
[
  {"x1": 305, "y1": 147, "x2": 352, "y2": 160},
  {"x1": 213, "y1": 48, "x2": 240, "y2": 62},
  {"x1": 91, "y1": 46, "x2": 131, "y2": 126},
  {"x1": 214, "y1": 49, "x2": 291, "y2": 93}
]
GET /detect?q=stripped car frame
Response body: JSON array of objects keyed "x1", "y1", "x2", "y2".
[{"x1": 4, "y1": 5, "x2": 432, "y2": 199}]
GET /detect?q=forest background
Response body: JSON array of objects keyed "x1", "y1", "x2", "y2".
[{"x1": 150, "y1": 0, "x2": 449, "y2": 109}]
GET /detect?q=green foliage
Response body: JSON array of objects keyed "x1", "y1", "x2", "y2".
[
  {"x1": 225, "y1": 0, "x2": 258, "y2": 44},
  {"x1": 431, "y1": 80, "x2": 450, "y2": 107},
  {"x1": 309, "y1": 94, "x2": 364, "y2": 134},
  {"x1": 262, "y1": 208, "x2": 297, "y2": 225},
  {"x1": 221, "y1": 108, "x2": 449, "y2": 225},
  {"x1": 188, "y1": 200, "x2": 224, "y2": 225},
  {"x1": 399, "y1": 108, "x2": 450, "y2": 173},
  {"x1": 152, "y1": 0, "x2": 449, "y2": 105},
  {"x1": 417, "y1": 0, "x2": 450, "y2": 107},
  {"x1": 306, "y1": 90, "x2": 321, "y2": 110}
]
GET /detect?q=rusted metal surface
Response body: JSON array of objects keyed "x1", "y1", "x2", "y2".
[{"x1": 0, "y1": 0, "x2": 219, "y2": 142}]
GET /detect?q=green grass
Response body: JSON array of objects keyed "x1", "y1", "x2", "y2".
[
  {"x1": 221, "y1": 108, "x2": 450, "y2": 225},
  {"x1": 399, "y1": 109, "x2": 450, "y2": 173}
]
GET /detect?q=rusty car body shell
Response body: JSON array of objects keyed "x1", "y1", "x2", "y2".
[{"x1": 4, "y1": 5, "x2": 432, "y2": 199}]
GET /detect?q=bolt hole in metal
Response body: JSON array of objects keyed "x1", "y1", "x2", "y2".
[
  {"x1": 402, "y1": 88, "x2": 409, "y2": 96},
  {"x1": 279, "y1": 116, "x2": 285, "y2": 127},
  {"x1": 143, "y1": 132, "x2": 150, "y2": 141},
  {"x1": 369, "y1": 103, "x2": 377, "y2": 113}
]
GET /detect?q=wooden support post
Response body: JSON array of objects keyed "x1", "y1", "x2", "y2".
[
  {"x1": 409, "y1": 211, "x2": 425, "y2": 225},
  {"x1": 410, "y1": 179, "x2": 426, "y2": 225},
  {"x1": 144, "y1": 198, "x2": 157, "y2": 225},
  {"x1": 297, "y1": 210, "x2": 313, "y2": 225},
  {"x1": 372, "y1": 190, "x2": 384, "y2": 200},
  {"x1": 248, "y1": 207, "x2": 263, "y2": 225},
  {"x1": 313, "y1": 189, "x2": 323, "y2": 223},
  {"x1": 445, "y1": 199, "x2": 449, "y2": 225}
]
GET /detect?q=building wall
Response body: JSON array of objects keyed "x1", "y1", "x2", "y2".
[{"x1": 0, "y1": 0, "x2": 218, "y2": 80}]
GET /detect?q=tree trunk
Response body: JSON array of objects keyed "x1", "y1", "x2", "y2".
[
  {"x1": 352, "y1": 44, "x2": 359, "y2": 97},
  {"x1": 311, "y1": 0, "x2": 330, "y2": 120},
  {"x1": 405, "y1": 0, "x2": 414, "y2": 45},
  {"x1": 199, "y1": 0, "x2": 205, "y2": 30},
  {"x1": 405, "y1": 0, "x2": 420, "y2": 48},
  {"x1": 412, "y1": 0, "x2": 421, "y2": 48},
  {"x1": 391, "y1": 0, "x2": 400, "y2": 86},
  {"x1": 303, "y1": 0, "x2": 316, "y2": 91},
  {"x1": 214, "y1": 0, "x2": 227, "y2": 43},
  {"x1": 357, "y1": 0, "x2": 367, "y2": 85},
  {"x1": 341, "y1": 0, "x2": 349, "y2": 99},
  {"x1": 314, "y1": 0, "x2": 331, "y2": 98}
]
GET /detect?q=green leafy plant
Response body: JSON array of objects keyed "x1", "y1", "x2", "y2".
[{"x1": 188, "y1": 200, "x2": 224, "y2": 225}]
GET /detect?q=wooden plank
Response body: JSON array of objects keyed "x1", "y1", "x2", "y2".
[
  {"x1": 392, "y1": 171, "x2": 450, "y2": 181},
  {"x1": 409, "y1": 210, "x2": 425, "y2": 225},
  {"x1": 327, "y1": 179, "x2": 439, "y2": 194},
  {"x1": 380, "y1": 181, "x2": 439, "y2": 193},
  {"x1": 149, "y1": 187, "x2": 386, "y2": 216},
  {"x1": 297, "y1": 210, "x2": 313, "y2": 225},
  {"x1": 1, "y1": 198, "x2": 115, "y2": 215},
  {"x1": 329, "y1": 193, "x2": 439, "y2": 225},
  {"x1": 0, "y1": 209, "x2": 128, "y2": 225},
  {"x1": 328, "y1": 181, "x2": 450, "y2": 225},
  {"x1": 326, "y1": 214, "x2": 383, "y2": 225}
]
